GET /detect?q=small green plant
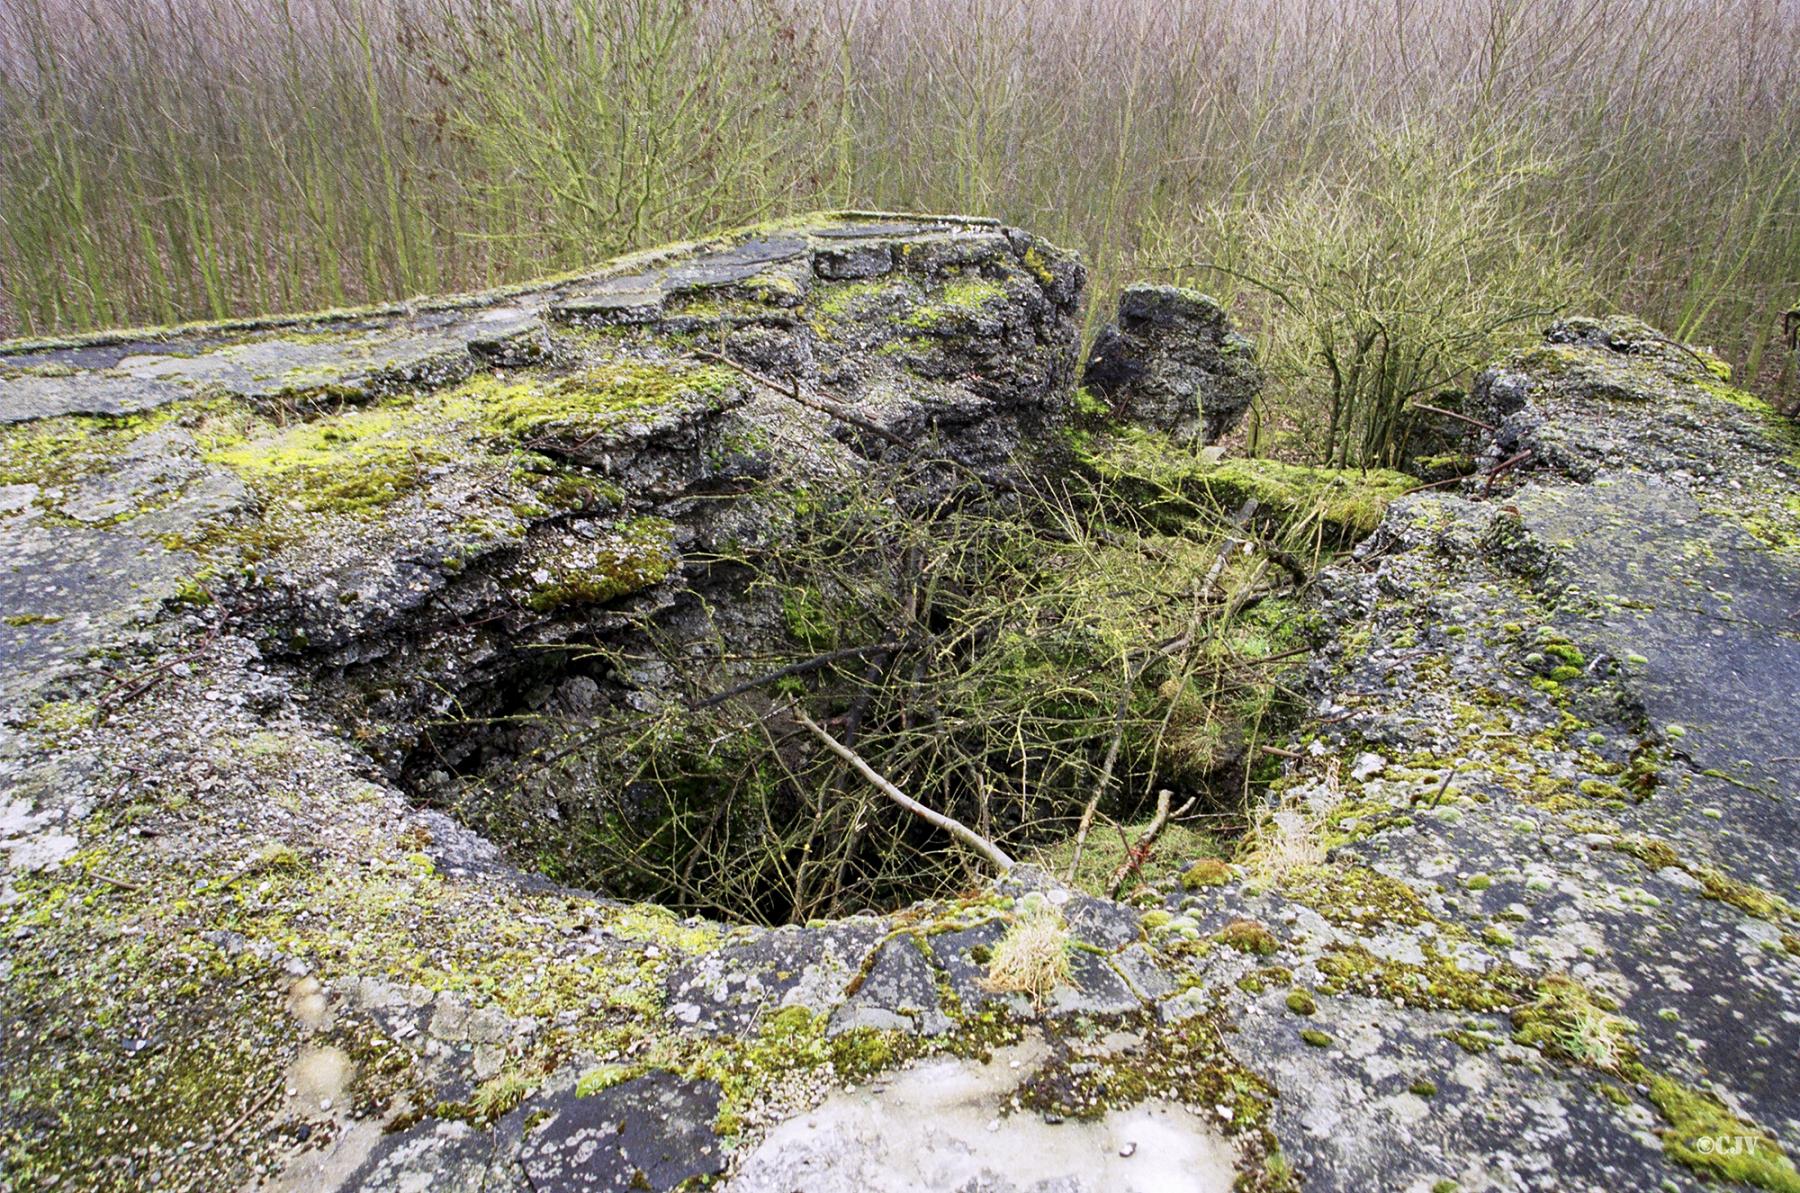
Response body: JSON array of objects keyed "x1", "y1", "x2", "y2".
[
  {"x1": 1511, "y1": 977, "x2": 1633, "y2": 1072},
  {"x1": 470, "y1": 1070, "x2": 532, "y2": 1121}
]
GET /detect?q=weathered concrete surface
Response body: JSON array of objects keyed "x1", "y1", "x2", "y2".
[
  {"x1": 727, "y1": 1038, "x2": 1238, "y2": 1193},
  {"x1": 4, "y1": 209, "x2": 1799, "y2": 1193},
  {"x1": 1212, "y1": 318, "x2": 1800, "y2": 1190}
]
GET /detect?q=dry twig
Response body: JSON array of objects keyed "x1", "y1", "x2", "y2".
[{"x1": 791, "y1": 704, "x2": 1015, "y2": 873}]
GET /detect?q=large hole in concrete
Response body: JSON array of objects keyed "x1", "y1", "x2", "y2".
[
  {"x1": 351, "y1": 461, "x2": 1301, "y2": 928},
  {"x1": 230, "y1": 236, "x2": 1335, "y2": 928}
]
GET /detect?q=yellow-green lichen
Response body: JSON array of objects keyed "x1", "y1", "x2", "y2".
[
  {"x1": 1611, "y1": 835, "x2": 1797, "y2": 924},
  {"x1": 1694, "y1": 373, "x2": 1780, "y2": 417},
  {"x1": 811, "y1": 278, "x2": 898, "y2": 322},
  {"x1": 477, "y1": 360, "x2": 739, "y2": 442},
  {"x1": 0, "y1": 409, "x2": 170, "y2": 489},
  {"x1": 902, "y1": 277, "x2": 1007, "y2": 331},
  {"x1": 206, "y1": 404, "x2": 449, "y2": 515}
]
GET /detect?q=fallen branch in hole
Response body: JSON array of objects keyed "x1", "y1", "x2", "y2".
[
  {"x1": 790, "y1": 703, "x2": 1015, "y2": 873},
  {"x1": 1063, "y1": 617, "x2": 1211, "y2": 883},
  {"x1": 1106, "y1": 788, "x2": 1196, "y2": 898},
  {"x1": 522, "y1": 641, "x2": 903, "y2": 772}
]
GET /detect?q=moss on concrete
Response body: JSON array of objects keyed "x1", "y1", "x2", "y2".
[
  {"x1": 517, "y1": 516, "x2": 678, "y2": 612},
  {"x1": 1080, "y1": 427, "x2": 1413, "y2": 541},
  {"x1": 476, "y1": 360, "x2": 738, "y2": 442},
  {"x1": 206, "y1": 404, "x2": 450, "y2": 515},
  {"x1": 1647, "y1": 1076, "x2": 1800, "y2": 1192},
  {"x1": 902, "y1": 276, "x2": 1007, "y2": 331}
]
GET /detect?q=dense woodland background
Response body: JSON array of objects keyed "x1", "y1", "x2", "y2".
[{"x1": 3, "y1": 0, "x2": 1798, "y2": 441}]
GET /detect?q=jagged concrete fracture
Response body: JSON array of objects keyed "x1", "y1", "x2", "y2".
[{"x1": 2, "y1": 206, "x2": 1798, "y2": 1193}]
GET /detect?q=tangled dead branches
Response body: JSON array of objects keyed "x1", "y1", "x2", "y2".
[{"x1": 440, "y1": 430, "x2": 1350, "y2": 923}]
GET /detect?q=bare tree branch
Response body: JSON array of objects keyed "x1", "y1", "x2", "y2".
[{"x1": 791, "y1": 704, "x2": 1015, "y2": 873}]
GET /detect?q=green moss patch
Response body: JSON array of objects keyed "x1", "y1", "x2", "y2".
[
  {"x1": 1181, "y1": 858, "x2": 1233, "y2": 890},
  {"x1": 781, "y1": 584, "x2": 839, "y2": 649},
  {"x1": 517, "y1": 517, "x2": 678, "y2": 612},
  {"x1": 902, "y1": 276, "x2": 1007, "y2": 331},
  {"x1": 476, "y1": 360, "x2": 740, "y2": 442},
  {"x1": 1315, "y1": 944, "x2": 1527, "y2": 1013},
  {"x1": 1648, "y1": 1076, "x2": 1800, "y2": 1192},
  {"x1": 1280, "y1": 864, "x2": 1434, "y2": 931},
  {"x1": 1216, "y1": 919, "x2": 1279, "y2": 956},
  {"x1": 1611, "y1": 835, "x2": 1798, "y2": 925},
  {"x1": 206, "y1": 404, "x2": 451, "y2": 515},
  {"x1": 1198, "y1": 458, "x2": 1414, "y2": 538},
  {"x1": 0, "y1": 856, "x2": 305, "y2": 1187},
  {"x1": 0, "y1": 408, "x2": 174, "y2": 490},
  {"x1": 1080, "y1": 427, "x2": 1413, "y2": 542},
  {"x1": 1012, "y1": 1011, "x2": 1277, "y2": 1141}
]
